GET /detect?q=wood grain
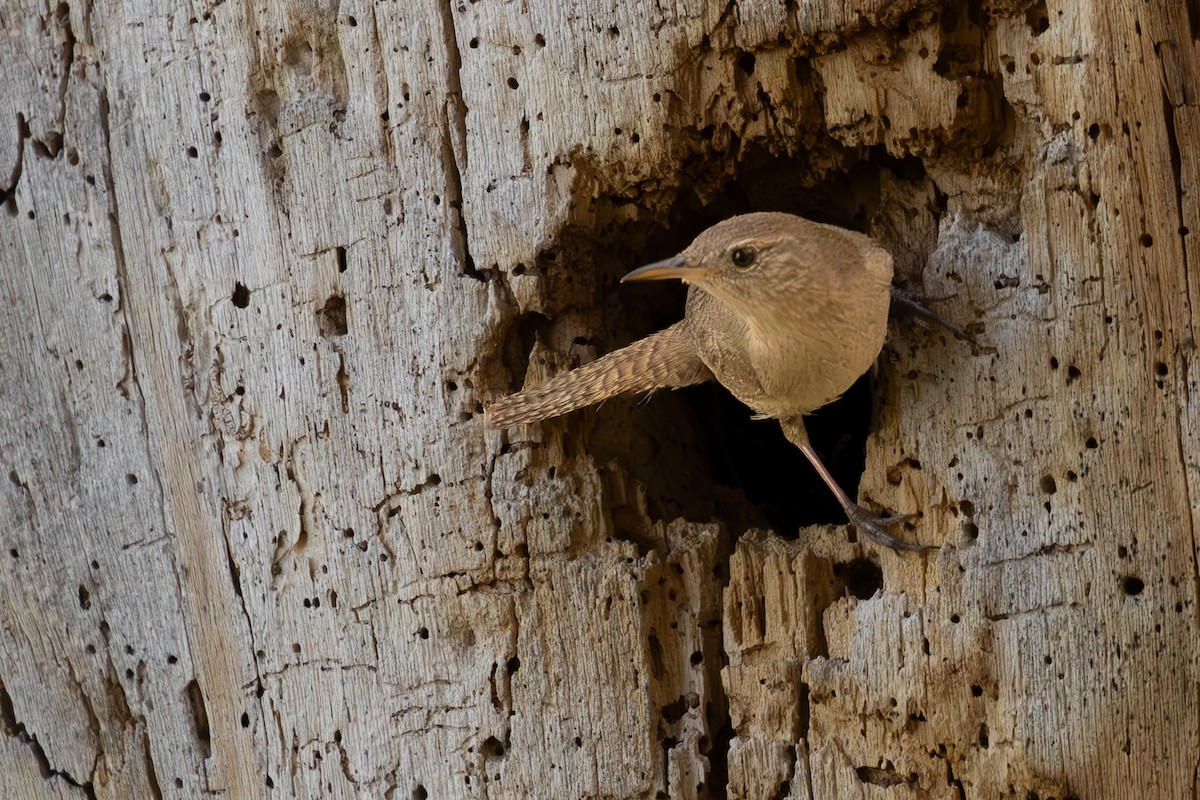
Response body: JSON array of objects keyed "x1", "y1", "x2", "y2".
[{"x1": 1, "y1": 0, "x2": 1196, "y2": 797}]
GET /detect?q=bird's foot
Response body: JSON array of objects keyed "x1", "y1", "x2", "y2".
[
  {"x1": 890, "y1": 286, "x2": 974, "y2": 342},
  {"x1": 843, "y1": 503, "x2": 928, "y2": 552}
]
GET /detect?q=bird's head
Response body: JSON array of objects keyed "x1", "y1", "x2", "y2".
[{"x1": 622, "y1": 212, "x2": 891, "y2": 322}]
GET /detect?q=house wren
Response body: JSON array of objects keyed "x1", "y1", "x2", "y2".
[{"x1": 487, "y1": 212, "x2": 933, "y2": 552}]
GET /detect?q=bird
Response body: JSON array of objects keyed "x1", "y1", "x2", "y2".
[{"x1": 487, "y1": 211, "x2": 937, "y2": 552}]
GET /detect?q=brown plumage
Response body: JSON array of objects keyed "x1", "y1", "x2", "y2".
[
  {"x1": 487, "y1": 212, "x2": 932, "y2": 552},
  {"x1": 485, "y1": 322, "x2": 712, "y2": 428}
]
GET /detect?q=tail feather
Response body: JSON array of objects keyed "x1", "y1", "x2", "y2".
[{"x1": 486, "y1": 321, "x2": 711, "y2": 428}]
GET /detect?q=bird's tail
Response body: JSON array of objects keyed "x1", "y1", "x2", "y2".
[{"x1": 486, "y1": 321, "x2": 712, "y2": 428}]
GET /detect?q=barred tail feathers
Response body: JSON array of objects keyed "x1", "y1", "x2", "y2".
[{"x1": 486, "y1": 321, "x2": 711, "y2": 428}]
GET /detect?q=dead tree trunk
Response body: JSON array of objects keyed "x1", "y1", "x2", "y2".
[{"x1": 2, "y1": 0, "x2": 1196, "y2": 798}]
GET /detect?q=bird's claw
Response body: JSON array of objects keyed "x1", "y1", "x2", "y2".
[
  {"x1": 843, "y1": 504, "x2": 928, "y2": 552},
  {"x1": 890, "y1": 286, "x2": 974, "y2": 342}
]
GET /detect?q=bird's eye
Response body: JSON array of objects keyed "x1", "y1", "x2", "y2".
[{"x1": 730, "y1": 247, "x2": 757, "y2": 269}]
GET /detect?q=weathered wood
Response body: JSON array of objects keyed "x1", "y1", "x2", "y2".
[{"x1": 2, "y1": 0, "x2": 1197, "y2": 797}]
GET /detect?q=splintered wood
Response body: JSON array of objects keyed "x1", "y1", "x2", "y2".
[{"x1": 1, "y1": 0, "x2": 1197, "y2": 798}]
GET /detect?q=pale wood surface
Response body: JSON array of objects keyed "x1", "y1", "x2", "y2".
[{"x1": 2, "y1": 0, "x2": 1197, "y2": 798}]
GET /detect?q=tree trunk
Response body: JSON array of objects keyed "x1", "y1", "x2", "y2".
[{"x1": 2, "y1": 0, "x2": 1196, "y2": 798}]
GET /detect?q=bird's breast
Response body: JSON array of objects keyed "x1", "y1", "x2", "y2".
[
  {"x1": 687, "y1": 283, "x2": 890, "y2": 419},
  {"x1": 751, "y1": 292, "x2": 890, "y2": 417}
]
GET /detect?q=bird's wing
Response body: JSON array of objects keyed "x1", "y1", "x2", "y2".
[
  {"x1": 486, "y1": 320, "x2": 712, "y2": 428},
  {"x1": 685, "y1": 289, "x2": 767, "y2": 410}
]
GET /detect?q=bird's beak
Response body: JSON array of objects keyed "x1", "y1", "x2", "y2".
[{"x1": 620, "y1": 254, "x2": 705, "y2": 283}]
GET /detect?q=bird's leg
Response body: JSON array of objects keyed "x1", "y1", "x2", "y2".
[
  {"x1": 890, "y1": 286, "x2": 972, "y2": 341},
  {"x1": 779, "y1": 417, "x2": 926, "y2": 552}
]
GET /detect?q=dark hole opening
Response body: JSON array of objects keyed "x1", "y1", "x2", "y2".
[
  {"x1": 689, "y1": 373, "x2": 874, "y2": 531},
  {"x1": 578, "y1": 146, "x2": 922, "y2": 538},
  {"x1": 318, "y1": 295, "x2": 348, "y2": 337},
  {"x1": 231, "y1": 282, "x2": 250, "y2": 308},
  {"x1": 1025, "y1": 0, "x2": 1051, "y2": 35},
  {"x1": 833, "y1": 557, "x2": 884, "y2": 599},
  {"x1": 185, "y1": 679, "x2": 212, "y2": 759}
]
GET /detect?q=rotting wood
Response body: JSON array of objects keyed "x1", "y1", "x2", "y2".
[{"x1": 1, "y1": 1, "x2": 1197, "y2": 798}]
